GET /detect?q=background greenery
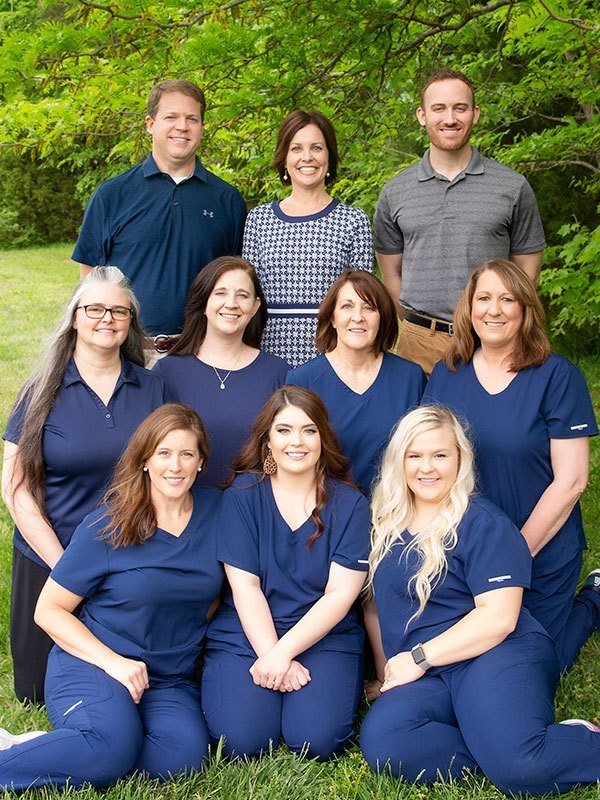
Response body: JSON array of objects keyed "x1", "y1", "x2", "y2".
[
  {"x1": 0, "y1": 0, "x2": 598, "y2": 346},
  {"x1": 0, "y1": 245, "x2": 598, "y2": 798}
]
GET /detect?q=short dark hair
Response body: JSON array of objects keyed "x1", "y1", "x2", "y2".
[
  {"x1": 316, "y1": 270, "x2": 398, "y2": 355},
  {"x1": 170, "y1": 256, "x2": 268, "y2": 355},
  {"x1": 420, "y1": 69, "x2": 476, "y2": 107},
  {"x1": 146, "y1": 80, "x2": 206, "y2": 121},
  {"x1": 273, "y1": 109, "x2": 339, "y2": 186}
]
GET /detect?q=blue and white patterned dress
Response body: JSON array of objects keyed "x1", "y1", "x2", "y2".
[{"x1": 242, "y1": 198, "x2": 373, "y2": 367}]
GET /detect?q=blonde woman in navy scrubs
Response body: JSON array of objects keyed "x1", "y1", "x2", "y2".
[
  {"x1": 2, "y1": 267, "x2": 168, "y2": 704},
  {"x1": 360, "y1": 406, "x2": 600, "y2": 796},
  {"x1": 287, "y1": 270, "x2": 425, "y2": 494},
  {"x1": 423, "y1": 259, "x2": 598, "y2": 672},
  {"x1": 0, "y1": 405, "x2": 223, "y2": 789},
  {"x1": 203, "y1": 386, "x2": 369, "y2": 759}
]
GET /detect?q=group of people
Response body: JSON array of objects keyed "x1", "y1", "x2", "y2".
[{"x1": 0, "y1": 66, "x2": 599, "y2": 796}]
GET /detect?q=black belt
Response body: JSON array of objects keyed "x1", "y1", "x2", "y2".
[{"x1": 404, "y1": 310, "x2": 454, "y2": 336}]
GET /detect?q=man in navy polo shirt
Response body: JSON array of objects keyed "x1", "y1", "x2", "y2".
[
  {"x1": 374, "y1": 68, "x2": 545, "y2": 374},
  {"x1": 72, "y1": 79, "x2": 247, "y2": 357}
]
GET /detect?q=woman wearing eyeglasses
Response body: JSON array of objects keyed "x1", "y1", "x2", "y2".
[{"x1": 1, "y1": 267, "x2": 168, "y2": 705}]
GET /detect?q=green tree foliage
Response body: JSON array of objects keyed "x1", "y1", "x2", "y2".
[{"x1": 0, "y1": 0, "x2": 597, "y2": 337}]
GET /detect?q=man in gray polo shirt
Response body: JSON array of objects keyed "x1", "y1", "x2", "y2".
[{"x1": 375, "y1": 68, "x2": 545, "y2": 374}]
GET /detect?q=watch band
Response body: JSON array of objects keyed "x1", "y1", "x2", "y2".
[{"x1": 411, "y1": 643, "x2": 430, "y2": 671}]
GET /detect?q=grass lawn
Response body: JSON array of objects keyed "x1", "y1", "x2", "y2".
[{"x1": 0, "y1": 244, "x2": 598, "y2": 799}]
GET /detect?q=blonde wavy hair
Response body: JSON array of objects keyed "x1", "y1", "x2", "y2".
[{"x1": 367, "y1": 406, "x2": 475, "y2": 623}]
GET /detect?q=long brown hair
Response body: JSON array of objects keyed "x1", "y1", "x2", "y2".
[
  {"x1": 444, "y1": 259, "x2": 551, "y2": 372},
  {"x1": 101, "y1": 404, "x2": 209, "y2": 547},
  {"x1": 316, "y1": 270, "x2": 398, "y2": 355},
  {"x1": 11, "y1": 267, "x2": 146, "y2": 523},
  {"x1": 230, "y1": 386, "x2": 354, "y2": 548},
  {"x1": 170, "y1": 256, "x2": 268, "y2": 355}
]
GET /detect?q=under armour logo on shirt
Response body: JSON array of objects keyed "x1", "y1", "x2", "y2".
[{"x1": 203, "y1": 209, "x2": 214, "y2": 218}]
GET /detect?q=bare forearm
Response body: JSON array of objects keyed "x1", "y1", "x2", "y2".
[
  {"x1": 35, "y1": 604, "x2": 120, "y2": 672},
  {"x1": 6, "y1": 488, "x2": 64, "y2": 568},
  {"x1": 275, "y1": 590, "x2": 357, "y2": 660},
  {"x1": 424, "y1": 605, "x2": 518, "y2": 667},
  {"x1": 364, "y1": 600, "x2": 387, "y2": 680},
  {"x1": 521, "y1": 482, "x2": 583, "y2": 556},
  {"x1": 232, "y1": 584, "x2": 279, "y2": 657}
]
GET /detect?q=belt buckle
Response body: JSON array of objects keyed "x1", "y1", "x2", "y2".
[
  {"x1": 448, "y1": 322, "x2": 454, "y2": 336},
  {"x1": 154, "y1": 335, "x2": 171, "y2": 353}
]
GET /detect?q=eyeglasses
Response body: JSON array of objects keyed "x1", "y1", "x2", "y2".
[{"x1": 77, "y1": 304, "x2": 133, "y2": 321}]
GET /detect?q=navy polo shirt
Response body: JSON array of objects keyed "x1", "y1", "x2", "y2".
[
  {"x1": 373, "y1": 498, "x2": 546, "y2": 671},
  {"x1": 287, "y1": 353, "x2": 426, "y2": 495},
  {"x1": 72, "y1": 155, "x2": 247, "y2": 334},
  {"x1": 51, "y1": 487, "x2": 224, "y2": 686},
  {"x1": 3, "y1": 357, "x2": 169, "y2": 568},
  {"x1": 207, "y1": 474, "x2": 370, "y2": 657}
]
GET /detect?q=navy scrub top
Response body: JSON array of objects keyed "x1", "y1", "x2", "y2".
[
  {"x1": 152, "y1": 351, "x2": 289, "y2": 487},
  {"x1": 51, "y1": 486, "x2": 224, "y2": 686},
  {"x1": 373, "y1": 498, "x2": 547, "y2": 672},
  {"x1": 287, "y1": 353, "x2": 426, "y2": 495},
  {"x1": 423, "y1": 355, "x2": 598, "y2": 571},
  {"x1": 206, "y1": 473, "x2": 370, "y2": 657},
  {"x1": 3, "y1": 357, "x2": 169, "y2": 568}
]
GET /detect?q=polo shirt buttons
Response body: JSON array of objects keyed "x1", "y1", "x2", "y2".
[
  {"x1": 105, "y1": 413, "x2": 111, "y2": 419},
  {"x1": 173, "y1": 201, "x2": 179, "y2": 206}
]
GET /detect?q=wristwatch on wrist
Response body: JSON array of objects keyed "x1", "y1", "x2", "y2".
[{"x1": 411, "y1": 643, "x2": 430, "y2": 671}]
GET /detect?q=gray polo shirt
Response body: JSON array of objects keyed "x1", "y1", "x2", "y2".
[{"x1": 374, "y1": 148, "x2": 546, "y2": 321}]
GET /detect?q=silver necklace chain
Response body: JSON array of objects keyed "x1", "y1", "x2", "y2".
[{"x1": 211, "y1": 348, "x2": 244, "y2": 389}]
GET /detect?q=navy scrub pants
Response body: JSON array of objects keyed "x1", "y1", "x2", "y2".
[
  {"x1": 0, "y1": 649, "x2": 210, "y2": 791},
  {"x1": 525, "y1": 550, "x2": 600, "y2": 672},
  {"x1": 360, "y1": 633, "x2": 600, "y2": 797},
  {"x1": 202, "y1": 648, "x2": 363, "y2": 760}
]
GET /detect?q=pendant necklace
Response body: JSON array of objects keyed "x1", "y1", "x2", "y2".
[{"x1": 212, "y1": 347, "x2": 244, "y2": 389}]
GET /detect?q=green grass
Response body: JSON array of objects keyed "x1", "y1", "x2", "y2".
[{"x1": 0, "y1": 245, "x2": 599, "y2": 799}]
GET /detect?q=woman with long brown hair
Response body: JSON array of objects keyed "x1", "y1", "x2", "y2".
[
  {"x1": 202, "y1": 386, "x2": 369, "y2": 760},
  {"x1": 423, "y1": 259, "x2": 598, "y2": 672},
  {"x1": 0, "y1": 404, "x2": 223, "y2": 789},
  {"x1": 1, "y1": 266, "x2": 168, "y2": 704},
  {"x1": 153, "y1": 256, "x2": 289, "y2": 486}
]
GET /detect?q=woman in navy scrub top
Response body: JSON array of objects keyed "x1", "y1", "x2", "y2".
[
  {"x1": 1, "y1": 267, "x2": 168, "y2": 704},
  {"x1": 203, "y1": 386, "x2": 370, "y2": 760},
  {"x1": 360, "y1": 406, "x2": 600, "y2": 796},
  {"x1": 0, "y1": 404, "x2": 223, "y2": 790},
  {"x1": 287, "y1": 270, "x2": 426, "y2": 494},
  {"x1": 423, "y1": 259, "x2": 599, "y2": 672},
  {"x1": 153, "y1": 256, "x2": 289, "y2": 487}
]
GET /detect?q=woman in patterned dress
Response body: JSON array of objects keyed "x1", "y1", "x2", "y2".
[{"x1": 242, "y1": 110, "x2": 373, "y2": 367}]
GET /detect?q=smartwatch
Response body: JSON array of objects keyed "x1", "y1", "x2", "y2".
[{"x1": 411, "y1": 643, "x2": 430, "y2": 671}]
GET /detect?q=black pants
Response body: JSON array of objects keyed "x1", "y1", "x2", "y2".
[{"x1": 10, "y1": 547, "x2": 53, "y2": 705}]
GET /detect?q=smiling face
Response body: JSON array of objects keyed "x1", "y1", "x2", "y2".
[
  {"x1": 144, "y1": 428, "x2": 202, "y2": 505},
  {"x1": 404, "y1": 426, "x2": 460, "y2": 510},
  {"x1": 146, "y1": 91, "x2": 204, "y2": 175},
  {"x1": 267, "y1": 404, "x2": 321, "y2": 479},
  {"x1": 285, "y1": 123, "x2": 329, "y2": 190},
  {"x1": 204, "y1": 268, "x2": 261, "y2": 339},
  {"x1": 471, "y1": 269, "x2": 524, "y2": 353},
  {"x1": 332, "y1": 281, "x2": 381, "y2": 355},
  {"x1": 73, "y1": 284, "x2": 132, "y2": 354},
  {"x1": 416, "y1": 78, "x2": 480, "y2": 157}
]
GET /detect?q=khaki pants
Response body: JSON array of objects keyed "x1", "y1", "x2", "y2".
[{"x1": 396, "y1": 319, "x2": 453, "y2": 376}]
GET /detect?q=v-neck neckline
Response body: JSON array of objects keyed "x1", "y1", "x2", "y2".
[
  {"x1": 324, "y1": 353, "x2": 384, "y2": 398},
  {"x1": 469, "y1": 359, "x2": 521, "y2": 397},
  {"x1": 265, "y1": 478, "x2": 314, "y2": 535}
]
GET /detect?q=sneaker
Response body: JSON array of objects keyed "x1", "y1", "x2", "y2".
[
  {"x1": 0, "y1": 727, "x2": 45, "y2": 750},
  {"x1": 559, "y1": 719, "x2": 600, "y2": 733},
  {"x1": 582, "y1": 569, "x2": 600, "y2": 594}
]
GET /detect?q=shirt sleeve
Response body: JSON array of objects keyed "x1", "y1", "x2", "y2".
[
  {"x1": 331, "y1": 492, "x2": 371, "y2": 572},
  {"x1": 50, "y1": 510, "x2": 111, "y2": 597},
  {"x1": 508, "y1": 179, "x2": 546, "y2": 255},
  {"x1": 229, "y1": 190, "x2": 247, "y2": 256},
  {"x1": 459, "y1": 504, "x2": 532, "y2": 597},
  {"x1": 373, "y1": 184, "x2": 404, "y2": 254},
  {"x1": 348, "y1": 208, "x2": 374, "y2": 272},
  {"x1": 217, "y1": 480, "x2": 261, "y2": 575},
  {"x1": 542, "y1": 358, "x2": 599, "y2": 439},
  {"x1": 71, "y1": 188, "x2": 111, "y2": 267},
  {"x1": 241, "y1": 208, "x2": 261, "y2": 269},
  {"x1": 3, "y1": 393, "x2": 28, "y2": 444}
]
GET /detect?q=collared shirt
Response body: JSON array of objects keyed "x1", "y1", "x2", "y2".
[
  {"x1": 374, "y1": 147, "x2": 546, "y2": 320},
  {"x1": 3, "y1": 357, "x2": 169, "y2": 567},
  {"x1": 72, "y1": 155, "x2": 247, "y2": 334}
]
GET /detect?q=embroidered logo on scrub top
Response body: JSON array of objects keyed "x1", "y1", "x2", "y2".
[
  {"x1": 488, "y1": 575, "x2": 512, "y2": 583},
  {"x1": 570, "y1": 423, "x2": 588, "y2": 431}
]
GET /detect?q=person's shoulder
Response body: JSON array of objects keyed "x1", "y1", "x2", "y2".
[
  {"x1": 327, "y1": 477, "x2": 366, "y2": 507},
  {"x1": 202, "y1": 167, "x2": 245, "y2": 199},
  {"x1": 256, "y1": 350, "x2": 290, "y2": 374},
  {"x1": 92, "y1": 161, "x2": 147, "y2": 195},
  {"x1": 227, "y1": 472, "x2": 265, "y2": 493},
  {"x1": 335, "y1": 202, "x2": 370, "y2": 223},
  {"x1": 384, "y1": 352, "x2": 427, "y2": 379},
  {"x1": 246, "y1": 202, "x2": 275, "y2": 221},
  {"x1": 192, "y1": 484, "x2": 222, "y2": 511},
  {"x1": 479, "y1": 154, "x2": 530, "y2": 186},
  {"x1": 380, "y1": 160, "x2": 421, "y2": 191},
  {"x1": 524, "y1": 353, "x2": 573, "y2": 380},
  {"x1": 287, "y1": 354, "x2": 328, "y2": 383},
  {"x1": 459, "y1": 496, "x2": 515, "y2": 535},
  {"x1": 151, "y1": 353, "x2": 195, "y2": 376},
  {"x1": 124, "y1": 359, "x2": 169, "y2": 390}
]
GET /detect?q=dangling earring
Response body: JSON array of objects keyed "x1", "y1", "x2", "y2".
[
  {"x1": 143, "y1": 466, "x2": 148, "y2": 472},
  {"x1": 263, "y1": 447, "x2": 277, "y2": 475},
  {"x1": 283, "y1": 168, "x2": 289, "y2": 182}
]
